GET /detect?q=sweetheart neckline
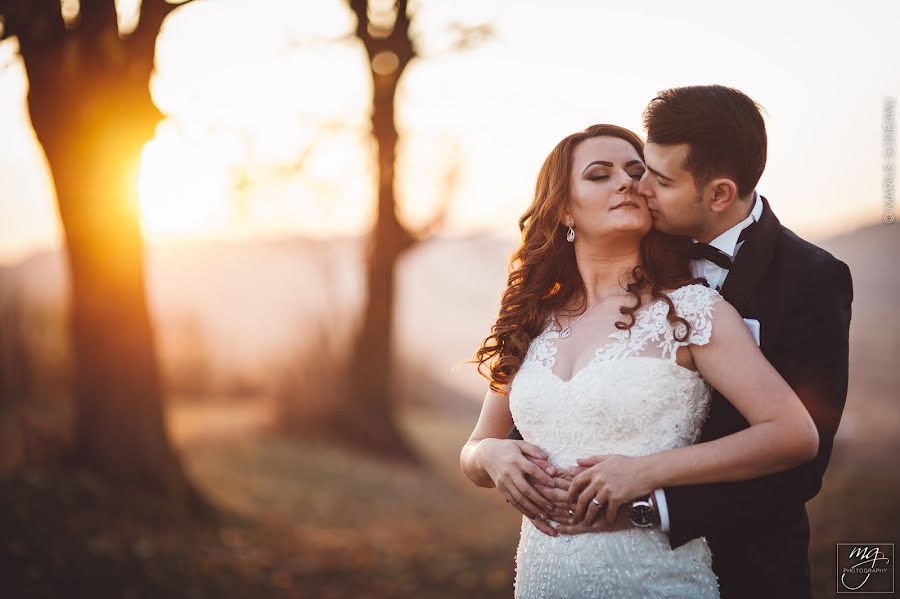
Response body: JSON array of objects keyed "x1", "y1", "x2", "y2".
[{"x1": 541, "y1": 355, "x2": 701, "y2": 386}]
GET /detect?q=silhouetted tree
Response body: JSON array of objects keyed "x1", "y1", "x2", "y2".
[
  {"x1": 0, "y1": 285, "x2": 33, "y2": 409},
  {"x1": 0, "y1": 284, "x2": 30, "y2": 477},
  {"x1": 289, "y1": 1, "x2": 485, "y2": 463},
  {"x1": 333, "y1": 0, "x2": 423, "y2": 462},
  {"x1": 0, "y1": 0, "x2": 207, "y2": 513}
]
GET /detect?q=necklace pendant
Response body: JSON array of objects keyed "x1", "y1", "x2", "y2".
[{"x1": 559, "y1": 327, "x2": 571, "y2": 338}]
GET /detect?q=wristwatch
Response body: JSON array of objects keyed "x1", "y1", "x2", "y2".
[{"x1": 629, "y1": 494, "x2": 658, "y2": 528}]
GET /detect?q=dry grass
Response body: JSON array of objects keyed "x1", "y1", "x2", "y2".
[
  {"x1": 178, "y1": 393, "x2": 900, "y2": 598},
  {"x1": 0, "y1": 399, "x2": 522, "y2": 598},
  {"x1": 179, "y1": 400, "x2": 520, "y2": 596}
]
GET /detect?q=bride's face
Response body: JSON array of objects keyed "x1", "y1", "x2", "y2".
[{"x1": 564, "y1": 137, "x2": 651, "y2": 242}]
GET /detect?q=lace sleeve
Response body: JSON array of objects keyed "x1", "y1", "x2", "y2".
[{"x1": 668, "y1": 284, "x2": 724, "y2": 354}]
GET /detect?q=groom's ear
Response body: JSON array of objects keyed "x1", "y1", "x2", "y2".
[{"x1": 706, "y1": 178, "x2": 739, "y2": 214}]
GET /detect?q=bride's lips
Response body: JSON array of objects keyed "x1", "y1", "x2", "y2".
[{"x1": 611, "y1": 200, "x2": 641, "y2": 210}]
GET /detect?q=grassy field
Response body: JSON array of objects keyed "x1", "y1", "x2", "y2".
[
  {"x1": 0, "y1": 400, "x2": 522, "y2": 598},
  {"x1": 2, "y1": 395, "x2": 897, "y2": 598}
]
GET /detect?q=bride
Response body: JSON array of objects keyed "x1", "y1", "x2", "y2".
[{"x1": 459, "y1": 124, "x2": 819, "y2": 598}]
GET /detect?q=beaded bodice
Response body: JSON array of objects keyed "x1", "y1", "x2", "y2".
[
  {"x1": 508, "y1": 284, "x2": 723, "y2": 598},
  {"x1": 509, "y1": 284, "x2": 721, "y2": 468}
]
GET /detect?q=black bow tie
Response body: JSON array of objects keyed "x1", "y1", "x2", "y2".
[
  {"x1": 689, "y1": 221, "x2": 757, "y2": 270},
  {"x1": 688, "y1": 242, "x2": 733, "y2": 269}
]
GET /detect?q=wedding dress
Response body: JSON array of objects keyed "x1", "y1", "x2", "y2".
[{"x1": 508, "y1": 283, "x2": 722, "y2": 598}]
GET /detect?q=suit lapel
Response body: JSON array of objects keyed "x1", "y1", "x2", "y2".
[{"x1": 719, "y1": 195, "x2": 780, "y2": 314}]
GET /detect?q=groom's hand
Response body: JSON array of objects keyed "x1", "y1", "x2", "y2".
[
  {"x1": 531, "y1": 471, "x2": 575, "y2": 521},
  {"x1": 566, "y1": 455, "x2": 655, "y2": 525},
  {"x1": 522, "y1": 456, "x2": 577, "y2": 537},
  {"x1": 524, "y1": 455, "x2": 571, "y2": 485},
  {"x1": 522, "y1": 474, "x2": 576, "y2": 538}
]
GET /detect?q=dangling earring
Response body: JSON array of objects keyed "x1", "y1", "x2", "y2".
[{"x1": 566, "y1": 225, "x2": 575, "y2": 243}]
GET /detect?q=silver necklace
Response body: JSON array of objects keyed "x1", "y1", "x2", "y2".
[{"x1": 557, "y1": 289, "x2": 626, "y2": 338}]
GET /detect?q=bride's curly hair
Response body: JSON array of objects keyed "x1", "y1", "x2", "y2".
[{"x1": 474, "y1": 124, "x2": 706, "y2": 393}]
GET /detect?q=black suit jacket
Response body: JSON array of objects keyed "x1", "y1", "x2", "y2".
[{"x1": 506, "y1": 196, "x2": 853, "y2": 599}]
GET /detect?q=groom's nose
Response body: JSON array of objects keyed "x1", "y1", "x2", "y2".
[{"x1": 636, "y1": 172, "x2": 653, "y2": 198}]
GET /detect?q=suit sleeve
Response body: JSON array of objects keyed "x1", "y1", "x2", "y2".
[{"x1": 663, "y1": 258, "x2": 853, "y2": 549}]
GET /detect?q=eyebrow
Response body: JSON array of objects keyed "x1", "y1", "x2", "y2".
[
  {"x1": 581, "y1": 159, "x2": 645, "y2": 175},
  {"x1": 645, "y1": 164, "x2": 675, "y2": 182}
]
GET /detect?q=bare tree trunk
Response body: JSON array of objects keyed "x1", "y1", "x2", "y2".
[
  {"x1": 4, "y1": 0, "x2": 208, "y2": 513},
  {"x1": 0, "y1": 287, "x2": 30, "y2": 478},
  {"x1": 335, "y1": 0, "x2": 422, "y2": 463}
]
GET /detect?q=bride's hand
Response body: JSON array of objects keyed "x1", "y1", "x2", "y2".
[
  {"x1": 476, "y1": 439, "x2": 559, "y2": 523},
  {"x1": 529, "y1": 466, "x2": 576, "y2": 523},
  {"x1": 553, "y1": 504, "x2": 633, "y2": 535},
  {"x1": 566, "y1": 454, "x2": 656, "y2": 525}
]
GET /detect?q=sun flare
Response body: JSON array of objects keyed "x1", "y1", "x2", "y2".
[{"x1": 137, "y1": 129, "x2": 235, "y2": 241}]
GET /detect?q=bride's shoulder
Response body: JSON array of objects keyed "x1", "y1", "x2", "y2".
[
  {"x1": 656, "y1": 284, "x2": 729, "y2": 345},
  {"x1": 665, "y1": 283, "x2": 724, "y2": 311}
]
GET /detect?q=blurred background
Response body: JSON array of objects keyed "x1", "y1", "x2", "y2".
[{"x1": 0, "y1": 0, "x2": 897, "y2": 597}]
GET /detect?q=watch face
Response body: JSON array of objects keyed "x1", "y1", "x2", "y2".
[{"x1": 630, "y1": 504, "x2": 654, "y2": 526}]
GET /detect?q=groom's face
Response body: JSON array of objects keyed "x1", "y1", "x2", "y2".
[{"x1": 637, "y1": 143, "x2": 707, "y2": 237}]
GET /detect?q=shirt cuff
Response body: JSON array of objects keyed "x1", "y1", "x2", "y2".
[{"x1": 654, "y1": 488, "x2": 670, "y2": 533}]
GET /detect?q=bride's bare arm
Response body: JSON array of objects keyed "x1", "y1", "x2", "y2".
[
  {"x1": 642, "y1": 299, "x2": 819, "y2": 488},
  {"x1": 567, "y1": 296, "x2": 820, "y2": 525},
  {"x1": 460, "y1": 388, "x2": 562, "y2": 527}
]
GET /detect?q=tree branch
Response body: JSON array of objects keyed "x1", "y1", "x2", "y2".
[
  {"x1": 348, "y1": 0, "x2": 372, "y2": 56},
  {"x1": 447, "y1": 21, "x2": 493, "y2": 52},
  {"x1": 390, "y1": 0, "x2": 416, "y2": 63},
  {"x1": 0, "y1": 0, "x2": 66, "y2": 46},
  {"x1": 132, "y1": 0, "x2": 194, "y2": 45},
  {"x1": 78, "y1": 0, "x2": 119, "y2": 39}
]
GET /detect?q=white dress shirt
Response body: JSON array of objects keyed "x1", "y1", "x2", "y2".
[
  {"x1": 689, "y1": 191, "x2": 764, "y2": 291},
  {"x1": 653, "y1": 190, "x2": 763, "y2": 533}
]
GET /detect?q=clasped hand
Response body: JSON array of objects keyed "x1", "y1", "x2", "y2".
[{"x1": 480, "y1": 440, "x2": 655, "y2": 538}]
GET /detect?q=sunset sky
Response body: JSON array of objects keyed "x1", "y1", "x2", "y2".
[{"x1": 0, "y1": 0, "x2": 898, "y2": 263}]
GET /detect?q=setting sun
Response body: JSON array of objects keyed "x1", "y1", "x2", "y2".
[{"x1": 137, "y1": 123, "x2": 236, "y2": 240}]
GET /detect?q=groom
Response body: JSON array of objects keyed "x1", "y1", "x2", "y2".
[{"x1": 504, "y1": 85, "x2": 853, "y2": 599}]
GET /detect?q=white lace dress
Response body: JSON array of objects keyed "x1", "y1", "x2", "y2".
[{"x1": 508, "y1": 284, "x2": 723, "y2": 598}]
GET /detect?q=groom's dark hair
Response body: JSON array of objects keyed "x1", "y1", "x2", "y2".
[{"x1": 643, "y1": 85, "x2": 767, "y2": 199}]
